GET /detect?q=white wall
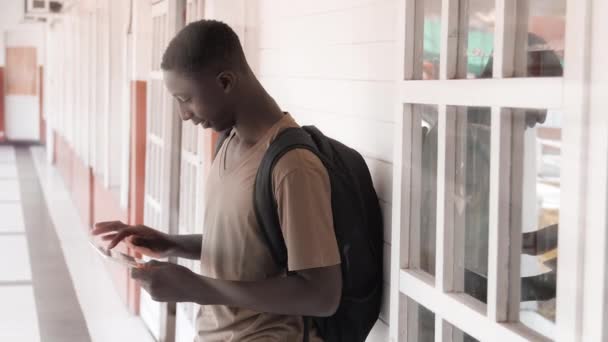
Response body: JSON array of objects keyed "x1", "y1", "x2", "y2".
[
  {"x1": 0, "y1": 0, "x2": 45, "y2": 66},
  {"x1": 245, "y1": 0, "x2": 397, "y2": 340},
  {"x1": 132, "y1": 0, "x2": 152, "y2": 81}
]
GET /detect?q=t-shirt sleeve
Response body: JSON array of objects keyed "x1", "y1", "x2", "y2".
[{"x1": 273, "y1": 150, "x2": 341, "y2": 271}]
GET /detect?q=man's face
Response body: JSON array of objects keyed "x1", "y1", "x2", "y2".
[{"x1": 163, "y1": 70, "x2": 235, "y2": 132}]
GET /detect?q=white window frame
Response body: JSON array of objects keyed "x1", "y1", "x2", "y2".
[
  {"x1": 175, "y1": 2, "x2": 207, "y2": 341},
  {"x1": 88, "y1": 9, "x2": 97, "y2": 170},
  {"x1": 105, "y1": 0, "x2": 130, "y2": 202},
  {"x1": 389, "y1": 0, "x2": 599, "y2": 341},
  {"x1": 79, "y1": 4, "x2": 91, "y2": 167},
  {"x1": 141, "y1": 1, "x2": 185, "y2": 341},
  {"x1": 119, "y1": 0, "x2": 134, "y2": 208},
  {"x1": 580, "y1": 1, "x2": 608, "y2": 341},
  {"x1": 93, "y1": 0, "x2": 110, "y2": 182}
]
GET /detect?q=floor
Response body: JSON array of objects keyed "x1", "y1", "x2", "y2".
[{"x1": 0, "y1": 145, "x2": 154, "y2": 342}]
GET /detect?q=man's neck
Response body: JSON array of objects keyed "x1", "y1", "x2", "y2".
[{"x1": 232, "y1": 86, "x2": 284, "y2": 145}]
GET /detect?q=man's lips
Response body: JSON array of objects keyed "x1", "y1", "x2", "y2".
[{"x1": 192, "y1": 119, "x2": 210, "y2": 128}]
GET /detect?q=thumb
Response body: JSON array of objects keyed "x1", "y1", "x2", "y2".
[{"x1": 146, "y1": 260, "x2": 163, "y2": 267}]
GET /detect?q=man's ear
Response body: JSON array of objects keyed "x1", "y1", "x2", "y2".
[{"x1": 216, "y1": 71, "x2": 237, "y2": 93}]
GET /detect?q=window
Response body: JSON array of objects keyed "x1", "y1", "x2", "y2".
[
  {"x1": 456, "y1": 0, "x2": 495, "y2": 79},
  {"x1": 409, "y1": 104, "x2": 439, "y2": 277},
  {"x1": 447, "y1": 322, "x2": 480, "y2": 342},
  {"x1": 452, "y1": 106, "x2": 492, "y2": 304},
  {"x1": 519, "y1": 0, "x2": 566, "y2": 77},
  {"x1": 511, "y1": 108, "x2": 561, "y2": 339},
  {"x1": 406, "y1": 296, "x2": 435, "y2": 342},
  {"x1": 391, "y1": 0, "x2": 573, "y2": 340},
  {"x1": 418, "y1": 0, "x2": 442, "y2": 80}
]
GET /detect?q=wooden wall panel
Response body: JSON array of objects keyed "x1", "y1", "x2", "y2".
[
  {"x1": 39, "y1": 66, "x2": 46, "y2": 144},
  {"x1": 6, "y1": 47, "x2": 37, "y2": 95},
  {"x1": 127, "y1": 80, "x2": 148, "y2": 315},
  {"x1": 129, "y1": 80, "x2": 147, "y2": 227},
  {"x1": 0, "y1": 67, "x2": 5, "y2": 141}
]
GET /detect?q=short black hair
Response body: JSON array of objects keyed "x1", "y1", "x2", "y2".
[{"x1": 161, "y1": 20, "x2": 246, "y2": 75}]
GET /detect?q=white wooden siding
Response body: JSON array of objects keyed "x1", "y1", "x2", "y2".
[
  {"x1": 247, "y1": 0, "x2": 398, "y2": 339},
  {"x1": 257, "y1": 78, "x2": 395, "y2": 123}
]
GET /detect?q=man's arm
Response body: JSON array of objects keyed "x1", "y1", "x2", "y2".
[
  {"x1": 198, "y1": 265, "x2": 342, "y2": 316},
  {"x1": 133, "y1": 262, "x2": 342, "y2": 317}
]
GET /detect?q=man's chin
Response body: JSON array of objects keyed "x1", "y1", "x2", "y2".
[
  {"x1": 209, "y1": 121, "x2": 234, "y2": 133},
  {"x1": 206, "y1": 124, "x2": 226, "y2": 133}
]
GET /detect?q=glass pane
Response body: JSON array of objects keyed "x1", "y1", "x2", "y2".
[
  {"x1": 522, "y1": 0, "x2": 566, "y2": 77},
  {"x1": 421, "y1": 0, "x2": 442, "y2": 80},
  {"x1": 452, "y1": 106, "x2": 491, "y2": 304},
  {"x1": 406, "y1": 296, "x2": 435, "y2": 342},
  {"x1": 410, "y1": 104, "x2": 438, "y2": 276},
  {"x1": 512, "y1": 108, "x2": 560, "y2": 339},
  {"x1": 458, "y1": 0, "x2": 495, "y2": 79},
  {"x1": 448, "y1": 322, "x2": 480, "y2": 342}
]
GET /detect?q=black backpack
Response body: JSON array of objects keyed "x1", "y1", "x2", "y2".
[{"x1": 215, "y1": 125, "x2": 384, "y2": 342}]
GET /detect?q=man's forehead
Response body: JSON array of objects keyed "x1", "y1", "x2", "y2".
[
  {"x1": 163, "y1": 70, "x2": 185, "y2": 84},
  {"x1": 163, "y1": 71, "x2": 195, "y2": 91}
]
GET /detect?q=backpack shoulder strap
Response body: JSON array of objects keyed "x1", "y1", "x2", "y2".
[
  {"x1": 254, "y1": 127, "x2": 320, "y2": 269},
  {"x1": 213, "y1": 129, "x2": 232, "y2": 159}
]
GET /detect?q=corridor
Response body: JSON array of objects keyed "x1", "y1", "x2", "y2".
[{"x1": 0, "y1": 145, "x2": 153, "y2": 342}]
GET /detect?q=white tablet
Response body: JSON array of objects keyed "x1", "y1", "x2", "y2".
[{"x1": 89, "y1": 240, "x2": 145, "y2": 268}]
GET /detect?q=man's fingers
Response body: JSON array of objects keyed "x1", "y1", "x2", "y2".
[
  {"x1": 130, "y1": 265, "x2": 154, "y2": 280},
  {"x1": 92, "y1": 223, "x2": 125, "y2": 235},
  {"x1": 130, "y1": 267, "x2": 140, "y2": 279},
  {"x1": 107, "y1": 229, "x2": 137, "y2": 250},
  {"x1": 93, "y1": 220, "x2": 123, "y2": 230},
  {"x1": 91, "y1": 221, "x2": 128, "y2": 235},
  {"x1": 129, "y1": 236, "x2": 149, "y2": 247},
  {"x1": 101, "y1": 233, "x2": 119, "y2": 241},
  {"x1": 130, "y1": 267, "x2": 145, "y2": 280}
]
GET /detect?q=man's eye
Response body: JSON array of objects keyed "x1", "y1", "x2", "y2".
[{"x1": 177, "y1": 96, "x2": 191, "y2": 103}]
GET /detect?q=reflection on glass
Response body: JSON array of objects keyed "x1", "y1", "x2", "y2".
[
  {"x1": 422, "y1": 0, "x2": 441, "y2": 79},
  {"x1": 449, "y1": 323, "x2": 480, "y2": 342},
  {"x1": 514, "y1": 109, "x2": 560, "y2": 339},
  {"x1": 524, "y1": 0, "x2": 566, "y2": 76},
  {"x1": 411, "y1": 105, "x2": 438, "y2": 275},
  {"x1": 452, "y1": 106, "x2": 491, "y2": 303},
  {"x1": 478, "y1": 0, "x2": 566, "y2": 77},
  {"x1": 458, "y1": 0, "x2": 495, "y2": 79},
  {"x1": 407, "y1": 297, "x2": 435, "y2": 342}
]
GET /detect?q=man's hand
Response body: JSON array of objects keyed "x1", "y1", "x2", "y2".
[
  {"x1": 131, "y1": 260, "x2": 201, "y2": 302},
  {"x1": 92, "y1": 221, "x2": 177, "y2": 258}
]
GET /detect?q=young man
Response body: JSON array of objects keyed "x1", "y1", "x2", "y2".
[{"x1": 92, "y1": 20, "x2": 341, "y2": 341}]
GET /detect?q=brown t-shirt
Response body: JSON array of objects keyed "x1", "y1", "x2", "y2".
[{"x1": 196, "y1": 114, "x2": 341, "y2": 341}]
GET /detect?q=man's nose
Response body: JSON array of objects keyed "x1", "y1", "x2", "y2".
[{"x1": 180, "y1": 109, "x2": 194, "y2": 121}]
